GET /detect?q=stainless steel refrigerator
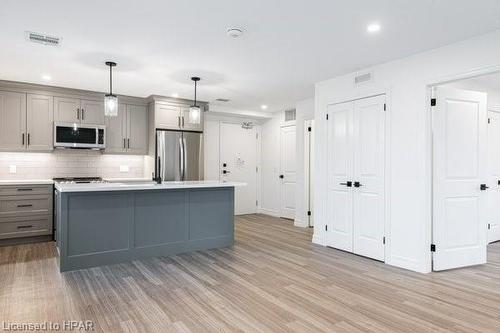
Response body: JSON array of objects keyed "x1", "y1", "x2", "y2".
[{"x1": 155, "y1": 130, "x2": 204, "y2": 181}]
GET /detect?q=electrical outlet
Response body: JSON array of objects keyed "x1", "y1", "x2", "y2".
[
  {"x1": 9, "y1": 165, "x2": 16, "y2": 174},
  {"x1": 119, "y1": 165, "x2": 129, "y2": 172}
]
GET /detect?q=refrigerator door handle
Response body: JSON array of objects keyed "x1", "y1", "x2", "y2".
[
  {"x1": 179, "y1": 136, "x2": 184, "y2": 181},
  {"x1": 182, "y1": 137, "x2": 187, "y2": 180}
]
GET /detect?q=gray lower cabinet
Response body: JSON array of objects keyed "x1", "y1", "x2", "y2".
[
  {"x1": 0, "y1": 184, "x2": 53, "y2": 241},
  {"x1": 105, "y1": 103, "x2": 148, "y2": 154},
  {"x1": 56, "y1": 187, "x2": 234, "y2": 272}
]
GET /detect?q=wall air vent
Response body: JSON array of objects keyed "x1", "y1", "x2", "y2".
[
  {"x1": 25, "y1": 31, "x2": 61, "y2": 46},
  {"x1": 285, "y1": 109, "x2": 296, "y2": 122},
  {"x1": 215, "y1": 98, "x2": 230, "y2": 102},
  {"x1": 354, "y1": 72, "x2": 373, "y2": 86}
]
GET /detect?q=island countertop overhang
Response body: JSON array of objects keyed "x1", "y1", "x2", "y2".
[{"x1": 55, "y1": 180, "x2": 246, "y2": 193}]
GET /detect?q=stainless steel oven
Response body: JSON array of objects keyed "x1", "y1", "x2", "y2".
[{"x1": 54, "y1": 122, "x2": 106, "y2": 149}]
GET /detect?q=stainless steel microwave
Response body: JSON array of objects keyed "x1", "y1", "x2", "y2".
[{"x1": 54, "y1": 122, "x2": 106, "y2": 149}]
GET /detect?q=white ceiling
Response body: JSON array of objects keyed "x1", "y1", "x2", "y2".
[{"x1": 1, "y1": 0, "x2": 500, "y2": 113}]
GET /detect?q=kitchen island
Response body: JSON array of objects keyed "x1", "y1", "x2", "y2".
[{"x1": 55, "y1": 181, "x2": 243, "y2": 272}]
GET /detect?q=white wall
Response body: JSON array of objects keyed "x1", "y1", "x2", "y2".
[
  {"x1": 443, "y1": 80, "x2": 500, "y2": 109},
  {"x1": 294, "y1": 99, "x2": 315, "y2": 227},
  {"x1": 314, "y1": 29, "x2": 500, "y2": 273},
  {"x1": 0, "y1": 151, "x2": 144, "y2": 180}
]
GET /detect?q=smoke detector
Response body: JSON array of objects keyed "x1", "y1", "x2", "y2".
[
  {"x1": 226, "y1": 28, "x2": 243, "y2": 38},
  {"x1": 25, "y1": 31, "x2": 61, "y2": 46}
]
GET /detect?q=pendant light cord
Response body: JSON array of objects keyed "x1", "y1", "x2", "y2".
[
  {"x1": 109, "y1": 65, "x2": 113, "y2": 95},
  {"x1": 194, "y1": 80, "x2": 197, "y2": 107}
]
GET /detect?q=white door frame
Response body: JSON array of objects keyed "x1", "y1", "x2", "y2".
[
  {"x1": 305, "y1": 119, "x2": 314, "y2": 227},
  {"x1": 426, "y1": 65, "x2": 500, "y2": 271},
  {"x1": 325, "y1": 92, "x2": 391, "y2": 263}
]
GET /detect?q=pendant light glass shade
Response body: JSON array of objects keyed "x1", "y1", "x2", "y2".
[
  {"x1": 104, "y1": 94, "x2": 118, "y2": 117},
  {"x1": 104, "y1": 61, "x2": 118, "y2": 117},
  {"x1": 189, "y1": 77, "x2": 201, "y2": 124}
]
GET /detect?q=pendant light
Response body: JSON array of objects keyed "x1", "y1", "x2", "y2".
[
  {"x1": 104, "y1": 61, "x2": 118, "y2": 117},
  {"x1": 189, "y1": 77, "x2": 201, "y2": 124}
]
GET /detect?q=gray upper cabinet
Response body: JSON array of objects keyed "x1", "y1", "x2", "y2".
[
  {"x1": 54, "y1": 97, "x2": 80, "y2": 123},
  {"x1": 0, "y1": 91, "x2": 26, "y2": 151},
  {"x1": 105, "y1": 103, "x2": 147, "y2": 155},
  {"x1": 153, "y1": 101, "x2": 204, "y2": 132},
  {"x1": 81, "y1": 99, "x2": 105, "y2": 125},
  {"x1": 127, "y1": 104, "x2": 148, "y2": 154},
  {"x1": 54, "y1": 97, "x2": 105, "y2": 125},
  {"x1": 155, "y1": 103, "x2": 181, "y2": 129},
  {"x1": 26, "y1": 94, "x2": 54, "y2": 151}
]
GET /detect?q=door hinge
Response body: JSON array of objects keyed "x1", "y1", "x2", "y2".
[
  {"x1": 488, "y1": 223, "x2": 491, "y2": 230},
  {"x1": 431, "y1": 244, "x2": 436, "y2": 252},
  {"x1": 383, "y1": 103, "x2": 386, "y2": 111},
  {"x1": 307, "y1": 210, "x2": 311, "y2": 216},
  {"x1": 431, "y1": 98, "x2": 436, "y2": 107},
  {"x1": 325, "y1": 225, "x2": 328, "y2": 231},
  {"x1": 308, "y1": 126, "x2": 312, "y2": 132},
  {"x1": 383, "y1": 236, "x2": 386, "y2": 244},
  {"x1": 326, "y1": 114, "x2": 329, "y2": 120}
]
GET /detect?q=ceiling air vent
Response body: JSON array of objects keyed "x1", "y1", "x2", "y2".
[
  {"x1": 25, "y1": 31, "x2": 61, "y2": 46},
  {"x1": 354, "y1": 72, "x2": 373, "y2": 85},
  {"x1": 215, "y1": 98, "x2": 230, "y2": 102},
  {"x1": 285, "y1": 109, "x2": 296, "y2": 122}
]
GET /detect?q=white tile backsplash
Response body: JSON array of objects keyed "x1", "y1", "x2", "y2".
[{"x1": 0, "y1": 151, "x2": 145, "y2": 180}]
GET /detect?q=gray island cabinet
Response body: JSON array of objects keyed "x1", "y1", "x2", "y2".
[{"x1": 55, "y1": 181, "x2": 241, "y2": 272}]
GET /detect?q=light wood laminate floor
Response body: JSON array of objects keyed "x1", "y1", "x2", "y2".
[{"x1": 1, "y1": 214, "x2": 500, "y2": 332}]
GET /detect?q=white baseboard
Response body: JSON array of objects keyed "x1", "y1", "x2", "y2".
[
  {"x1": 312, "y1": 232, "x2": 326, "y2": 246},
  {"x1": 294, "y1": 219, "x2": 308, "y2": 228},
  {"x1": 258, "y1": 207, "x2": 280, "y2": 218}
]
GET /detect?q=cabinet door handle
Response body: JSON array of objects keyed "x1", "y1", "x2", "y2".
[
  {"x1": 178, "y1": 116, "x2": 181, "y2": 127},
  {"x1": 17, "y1": 188, "x2": 33, "y2": 191},
  {"x1": 182, "y1": 116, "x2": 185, "y2": 127},
  {"x1": 17, "y1": 225, "x2": 33, "y2": 229},
  {"x1": 81, "y1": 109, "x2": 85, "y2": 120},
  {"x1": 77, "y1": 108, "x2": 80, "y2": 120},
  {"x1": 123, "y1": 138, "x2": 126, "y2": 149},
  {"x1": 17, "y1": 204, "x2": 33, "y2": 208},
  {"x1": 127, "y1": 138, "x2": 130, "y2": 149},
  {"x1": 27, "y1": 133, "x2": 30, "y2": 146},
  {"x1": 22, "y1": 133, "x2": 25, "y2": 145}
]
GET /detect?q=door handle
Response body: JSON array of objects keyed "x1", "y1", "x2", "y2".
[
  {"x1": 340, "y1": 181, "x2": 353, "y2": 187},
  {"x1": 279, "y1": 175, "x2": 284, "y2": 179},
  {"x1": 22, "y1": 133, "x2": 25, "y2": 145},
  {"x1": 17, "y1": 225, "x2": 33, "y2": 229},
  {"x1": 182, "y1": 116, "x2": 185, "y2": 127},
  {"x1": 81, "y1": 109, "x2": 85, "y2": 120},
  {"x1": 127, "y1": 138, "x2": 130, "y2": 149},
  {"x1": 17, "y1": 204, "x2": 33, "y2": 208},
  {"x1": 77, "y1": 108, "x2": 80, "y2": 120},
  {"x1": 27, "y1": 133, "x2": 30, "y2": 146},
  {"x1": 480, "y1": 184, "x2": 489, "y2": 191},
  {"x1": 222, "y1": 170, "x2": 231, "y2": 174},
  {"x1": 354, "y1": 181, "x2": 363, "y2": 188},
  {"x1": 123, "y1": 138, "x2": 126, "y2": 149},
  {"x1": 178, "y1": 116, "x2": 181, "y2": 127}
]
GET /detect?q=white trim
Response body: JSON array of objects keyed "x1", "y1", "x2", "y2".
[
  {"x1": 294, "y1": 218, "x2": 308, "y2": 228},
  {"x1": 258, "y1": 208, "x2": 280, "y2": 217},
  {"x1": 312, "y1": 232, "x2": 326, "y2": 246}
]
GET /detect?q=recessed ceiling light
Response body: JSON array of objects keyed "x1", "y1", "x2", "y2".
[
  {"x1": 227, "y1": 28, "x2": 243, "y2": 38},
  {"x1": 171, "y1": 93, "x2": 179, "y2": 98},
  {"x1": 42, "y1": 74, "x2": 52, "y2": 81},
  {"x1": 367, "y1": 23, "x2": 381, "y2": 34},
  {"x1": 261, "y1": 105, "x2": 268, "y2": 110}
]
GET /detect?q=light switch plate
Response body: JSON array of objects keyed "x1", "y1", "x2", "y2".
[
  {"x1": 9, "y1": 165, "x2": 16, "y2": 174},
  {"x1": 119, "y1": 165, "x2": 129, "y2": 172}
]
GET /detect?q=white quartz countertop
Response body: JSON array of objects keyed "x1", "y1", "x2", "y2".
[
  {"x1": 0, "y1": 179, "x2": 54, "y2": 185},
  {"x1": 55, "y1": 180, "x2": 246, "y2": 193}
]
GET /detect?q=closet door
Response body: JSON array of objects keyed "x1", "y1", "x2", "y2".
[
  {"x1": 487, "y1": 110, "x2": 500, "y2": 243},
  {"x1": 352, "y1": 95, "x2": 386, "y2": 261},
  {"x1": 326, "y1": 101, "x2": 354, "y2": 252}
]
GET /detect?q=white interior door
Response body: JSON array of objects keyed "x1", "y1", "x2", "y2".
[
  {"x1": 220, "y1": 122, "x2": 258, "y2": 215},
  {"x1": 280, "y1": 125, "x2": 296, "y2": 219},
  {"x1": 433, "y1": 87, "x2": 488, "y2": 271},
  {"x1": 326, "y1": 101, "x2": 354, "y2": 252},
  {"x1": 352, "y1": 96, "x2": 386, "y2": 261},
  {"x1": 487, "y1": 110, "x2": 500, "y2": 243}
]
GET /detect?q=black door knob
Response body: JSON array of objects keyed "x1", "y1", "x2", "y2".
[
  {"x1": 480, "y1": 184, "x2": 489, "y2": 191},
  {"x1": 223, "y1": 163, "x2": 227, "y2": 167},
  {"x1": 340, "y1": 181, "x2": 352, "y2": 187},
  {"x1": 279, "y1": 175, "x2": 284, "y2": 179},
  {"x1": 354, "y1": 181, "x2": 363, "y2": 188}
]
